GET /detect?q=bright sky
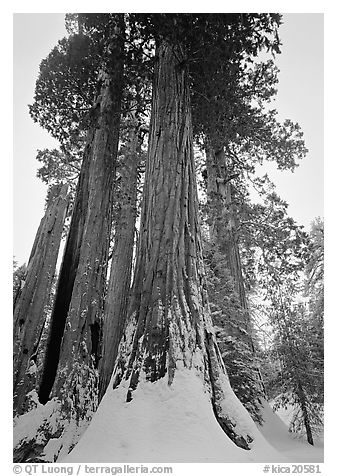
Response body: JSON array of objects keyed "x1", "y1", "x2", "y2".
[
  {"x1": 13, "y1": 13, "x2": 324, "y2": 265},
  {"x1": 257, "y1": 13, "x2": 324, "y2": 229},
  {"x1": 13, "y1": 14, "x2": 67, "y2": 265}
]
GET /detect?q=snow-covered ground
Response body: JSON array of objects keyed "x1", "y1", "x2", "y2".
[
  {"x1": 259, "y1": 401, "x2": 323, "y2": 463},
  {"x1": 63, "y1": 367, "x2": 323, "y2": 463}
]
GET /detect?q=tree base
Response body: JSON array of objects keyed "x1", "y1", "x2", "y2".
[{"x1": 64, "y1": 366, "x2": 282, "y2": 463}]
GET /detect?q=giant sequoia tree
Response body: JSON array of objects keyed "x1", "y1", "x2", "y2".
[
  {"x1": 75, "y1": 38, "x2": 263, "y2": 455},
  {"x1": 36, "y1": 12, "x2": 125, "y2": 439},
  {"x1": 13, "y1": 184, "x2": 69, "y2": 416},
  {"x1": 14, "y1": 14, "x2": 126, "y2": 462},
  {"x1": 191, "y1": 11, "x2": 306, "y2": 420}
]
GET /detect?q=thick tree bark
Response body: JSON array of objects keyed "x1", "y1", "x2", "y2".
[
  {"x1": 38, "y1": 16, "x2": 125, "y2": 409},
  {"x1": 12, "y1": 19, "x2": 127, "y2": 464},
  {"x1": 111, "y1": 41, "x2": 257, "y2": 450},
  {"x1": 13, "y1": 184, "x2": 69, "y2": 416},
  {"x1": 13, "y1": 264, "x2": 27, "y2": 310},
  {"x1": 98, "y1": 125, "x2": 139, "y2": 402}
]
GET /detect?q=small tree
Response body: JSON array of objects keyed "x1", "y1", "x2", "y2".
[
  {"x1": 270, "y1": 303, "x2": 323, "y2": 446},
  {"x1": 252, "y1": 214, "x2": 323, "y2": 445}
]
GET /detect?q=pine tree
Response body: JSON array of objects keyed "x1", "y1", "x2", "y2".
[
  {"x1": 251, "y1": 210, "x2": 323, "y2": 445},
  {"x1": 203, "y1": 245, "x2": 265, "y2": 423}
]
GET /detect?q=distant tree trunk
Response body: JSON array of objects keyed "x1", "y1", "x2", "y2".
[
  {"x1": 206, "y1": 147, "x2": 251, "y2": 334},
  {"x1": 13, "y1": 184, "x2": 69, "y2": 416},
  {"x1": 206, "y1": 146, "x2": 266, "y2": 399},
  {"x1": 111, "y1": 41, "x2": 258, "y2": 450},
  {"x1": 98, "y1": 124, "x2": 139, "y2": 402},
  {"x1": 297, "y1": 381, "x2": 314, "y2": 445},
  {"x1": 39, "y1": 14, "x2": 124, "y2": 421}
]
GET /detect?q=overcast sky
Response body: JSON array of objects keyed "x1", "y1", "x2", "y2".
[
  {"x1": 13, "y1": 13, "x2": 324, "y2": 265},
  {"x1": 259, "y1": 13, "x2": 324, "y2": 228}
]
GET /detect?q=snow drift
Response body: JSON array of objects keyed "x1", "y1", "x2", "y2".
[{"x1": 63, "y1": 365, "x2": 287, "y2": 463}]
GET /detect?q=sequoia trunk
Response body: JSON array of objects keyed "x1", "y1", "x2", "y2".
[
  {"x1": 14, "y1": 17, "x2": 125, "y2": 462},
  {"x1": 206, "y1": 147, "x2": 252, "y2": 337},
  {"x1": 98, "y1": 125, "x2": 139, "y2": 401},
  {"x1": 13, "y1": 184, "x2": 69, "y2": 415},
  {"x1": 111, "y1": 41, "x2": 258, "y2": 450},
  {"x1": 206, "y1": 147, "x2": 266, "y2": 397},
  {"x1": 38, "y1": 16, "x2": 124, "y2": 406}
]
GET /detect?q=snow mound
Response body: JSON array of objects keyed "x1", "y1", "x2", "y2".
[{"x1": 64, "y1": 367, "x2": 285, "y2": 463}]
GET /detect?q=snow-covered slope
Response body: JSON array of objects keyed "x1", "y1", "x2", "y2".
[
  {"x1": 16, "y1": 370, "x2": 322, "y2": 462},
  {"x1": 258, "y1": 400, "x2": 323, "y2": 462},
  {"x1": 63, "y1": 367, "x2": 286, "y2": 463}
]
